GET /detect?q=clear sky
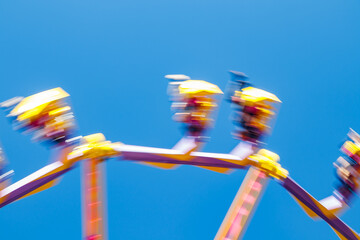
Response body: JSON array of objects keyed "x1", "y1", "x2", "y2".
[{"x1": 1, "y1": 0, "x2": 360, "y2": 239}]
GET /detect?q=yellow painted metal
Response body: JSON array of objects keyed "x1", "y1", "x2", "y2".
[
  {"x1": 199, "y1": 166, "x2": 232, "y2": 174},
  {"x1": 178, "y1": 80, "x2": 223, "y2": 95},
  {"x1": 238, "y1": 87, "x2": 281, "y2": 103},
  {"x1": 342, "y1": 141, "x2": 360, "y2": 155},
  {"x1": 48, "y1": 106, "x2": 71, "y2": 116},
  {"x1": 10, "y1": 87, "x2": 69, "y2": 119},
  {"x1": 139, "y1": 162, "x2": 178, "y2": 169},
  {"x1": 68, "y1": 134, "x2": 122, "y2": 163},
  {"x1": 249, "y1": 149, "x2": 288, "y2": 180}
]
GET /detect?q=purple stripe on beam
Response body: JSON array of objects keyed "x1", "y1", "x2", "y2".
[
  {"x1": 282, "y1": 177, "x2": 359, "y2": 240},
  {"x1": 0, "y1": 168, "x2": 73, "y2": 208},
  {"x1": 120, "y1": 152, "x2": 246, "y2": 169}
]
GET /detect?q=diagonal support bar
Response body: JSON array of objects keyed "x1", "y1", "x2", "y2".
[
  {"x1": 282, "y1": 177, "x2": 360, "y2": 240},
  {"x1": 0, "y1": 161, "x2": 73, "y2": 208},
  {"x1": 215, "y1": 168, "x2": 268, "y2": 240}
]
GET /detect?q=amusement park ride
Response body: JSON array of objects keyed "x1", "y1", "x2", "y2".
[{"x1": 0, "y1": 71, "x2": 359, "y2": 240}]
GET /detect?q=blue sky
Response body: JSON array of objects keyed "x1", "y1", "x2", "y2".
[{"x1": 1, "y1": 0, "x2": 360, "y2": 239}]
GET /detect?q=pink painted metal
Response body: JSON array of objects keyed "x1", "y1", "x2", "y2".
[
  {"x1": 82, "y1": 159, "x2": 107, "y2": 240},
  {"x1": 215, "y1": 168, "x2": 268, "y2": 240}
]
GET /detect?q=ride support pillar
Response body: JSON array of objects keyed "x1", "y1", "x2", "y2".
[{"x1": 82, "y1": 158, "x2": 107, "y2": 240}]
